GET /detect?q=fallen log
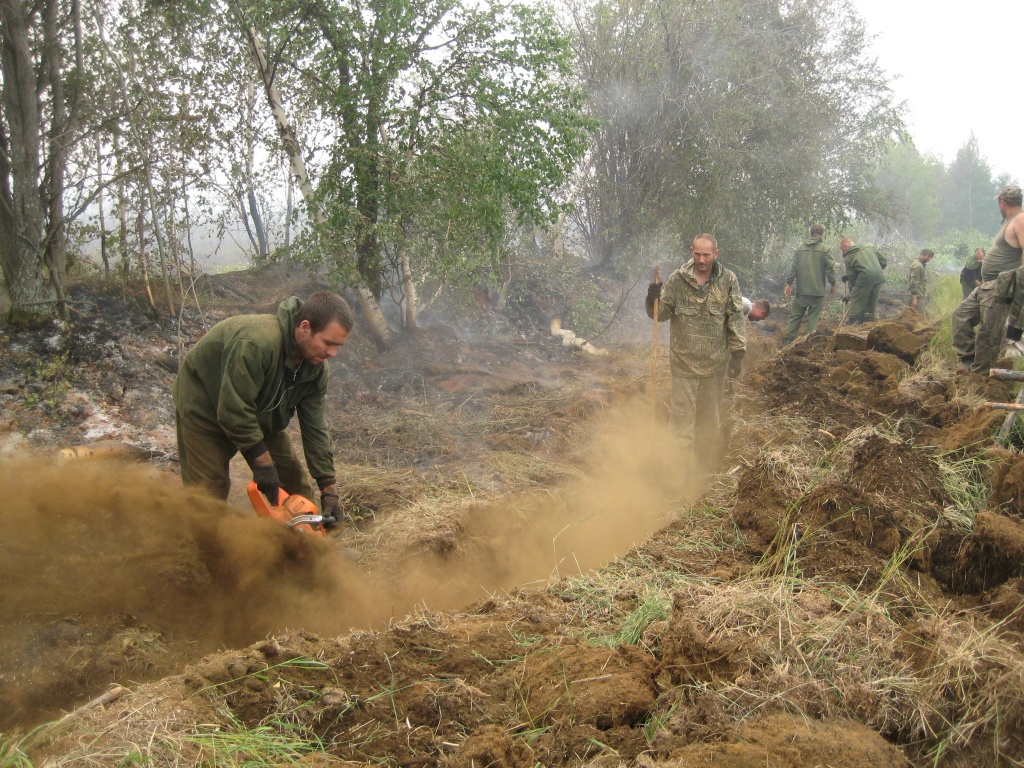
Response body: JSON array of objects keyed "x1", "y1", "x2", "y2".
[
  {"x1": 989, "y1": 368, "x2": 1024, "y2": 382},
  {"x1": 996, "y1": 382, "x2": 1024, "y2": 446},
  {"x1": 985, "y1": 402, "x2": 1024, "y2": 411},
  {"x1": 58, "y1": 685, "x2": 127, "y2": 724},
  {"x1": 549, "y1": 318, "x2": 609, "y2": 356}
]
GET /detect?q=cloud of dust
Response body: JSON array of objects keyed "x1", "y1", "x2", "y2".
[
  {"x1": 373, "y1": 396, "x2": 701, "y2": 613},
  {"x1": 0, "y1": 403, "x2": 697, "y2": 654},
  {"x1": 0, "y1": 460, "x2": 380, "y2": 651}
]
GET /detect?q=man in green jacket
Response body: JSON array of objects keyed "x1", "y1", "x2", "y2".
[
  {"x1": 907, "y1": 249, "x2": 933, "y2": 313},
  {"x1": 783, "y1": 223, "x2": 835, "y2": 344},
  {"x1": 840, "y1": 238, "x2": 887, "y2": 324},
  {"x1": 959, "y1": 248, "x2": 984, "y2": 299},
  {"x1": 646, "y1": 234, "x2": 746, "y2": 461},
  {"x1": 173, "y1": 291, "x2": 354, "y2": 527}
]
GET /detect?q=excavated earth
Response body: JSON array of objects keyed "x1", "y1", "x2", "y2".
[{"x1": 4, "y1": 271, "x2": 1024, "y2": 767}]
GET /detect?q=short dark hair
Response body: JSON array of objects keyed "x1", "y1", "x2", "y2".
[
  {"x1": 693, "y1": 233, "x2": 718, "y2": 249},
  {"x1": 296, "y1": 291, "x2": 355, "y2": 333},
  {"x1": 809, "y1": 224, "x2": 825, "y2": 238},
  {"x1": 920, "y1": 249, "x2": 934, "y2": 257}
]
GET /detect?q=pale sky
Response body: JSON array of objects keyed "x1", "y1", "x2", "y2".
[{"x1": 852, "y1": 0, "x2": 1020, "y2": 181}]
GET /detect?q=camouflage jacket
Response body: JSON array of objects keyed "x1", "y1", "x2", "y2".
[
  {"x1": 786, "y1": 237, "x2": 835, "y2": 297},
  {"x1": 646, "y1": 260, "x2": 746, "y2": 377},
  {"x1": 907, "y1": 258, "x2": 927, "y2": 298},
  {"x1": 843, "y1": 244, "x2": 886, "y2": 288}
]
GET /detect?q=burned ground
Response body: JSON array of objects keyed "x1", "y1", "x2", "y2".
[{"x1": 4, "y1": 271, "x2": 1024, "y2": 767}]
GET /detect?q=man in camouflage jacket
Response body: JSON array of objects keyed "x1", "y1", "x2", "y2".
[
  {"x1": 907, "y1": 249, "x2": 933, "y2": 313},
  {"x1": 646, "y1": 234, "x2": 746, "y2": 459}
]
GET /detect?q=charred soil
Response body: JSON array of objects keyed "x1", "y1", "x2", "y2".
[{"x1": 3, "y1": 272, "x2": 1024, "y2": 767}]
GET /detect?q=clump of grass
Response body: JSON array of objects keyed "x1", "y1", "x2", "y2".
[
  {"x1": 934, "y1": 450, "x2": 993, "y2": 529},
  {"x1": 175, "y1": 713, "x2": 323, "y2": 767}
]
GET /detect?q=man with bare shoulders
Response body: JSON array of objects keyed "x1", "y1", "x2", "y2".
[
  {"x1": 952, "y1": 185, "x2": 1024, "y2": 374},
  {"x1": 646, "y1": 234, "x2": 746, "y2": 461}
]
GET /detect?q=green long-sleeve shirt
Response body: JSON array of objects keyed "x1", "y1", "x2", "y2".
[
  {"x1": 786, "y1": 237, "x2": 835, "y2": 297},
  {"x1": 843, "y1": 244, "x2": 886, "y2": 288},
  {"x1": 172, "y1": 296, "x2": 336, "y2": 485}
]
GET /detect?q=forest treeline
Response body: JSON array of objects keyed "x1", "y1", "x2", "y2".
[{"x1": 0, "y1": 0, "x2": 1013, "y2": 336}]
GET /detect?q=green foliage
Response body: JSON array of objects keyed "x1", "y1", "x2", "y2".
[
  {"x1": 254, "y1": 0, "x2": 592, "y2": 299},
  {"x1": 22, "y1": 353, "x2": 71, "y2": 413},
  {"x1": 503, "y1": 233, "x2": 603, "y2": 334},
  {"x1": 568, "y1": 0, "x2": 905, "y2": 274},
  {"x1": 874, "y1": 142, "x2": 947, "y2": 240},
  {"x1": 943, "y1": 134, "x2": 999, "y2": 233}
]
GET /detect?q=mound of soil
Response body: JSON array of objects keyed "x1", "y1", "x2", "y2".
[{"x1": 7, "y1": 274, "x2": 1024, "y2": 768}]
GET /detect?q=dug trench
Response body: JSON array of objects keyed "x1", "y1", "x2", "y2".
[{"x1": 5, "y1": 277, "x2": 1024, "y2": 766}]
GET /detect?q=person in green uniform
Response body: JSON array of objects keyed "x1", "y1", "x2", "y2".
[
  {"x1": 840, "y1": 237, "x2": 887, "y2": 324},
  {"x1": 173, "y1": 291, "x2": 353, "y2": 527},
  {"x1": 907, "y1": 249, "x2": 933, "y2": 313},
  {"x1": 952, "y1": 185, "x2": 1024, "y2": 373},
  {"x1": 959, "y1": 248, "x2": 984, "y2": 299},
  {"x1": 783, "y1": 223, "x2": 835, "y2": 344},
  {"x1": 646, "y1": 234, "x2": 746, "y2": 461}
]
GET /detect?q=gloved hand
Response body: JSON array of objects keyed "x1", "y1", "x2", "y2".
[
  {"x1": 251, "y1": 463, "x2": 281, "y2": 506},
  {"x1": 841, "y1": 295, "x2": 850, "y2": 304},
  {"x1": 647, "y1": 282, "x2": 662, "y2": 303},
  {"x1": 841, "y1": 274, "x2": 848, "y2": 283},
  {"x1": 320, "y1": 492, "x2": 342, "y2": 531},
  {"x1": 1007, "y1": 326, "x2": 1023, "y2": 342},
  {"x1": 727, "y1": 351, "x2": 743, "y2": 379}
]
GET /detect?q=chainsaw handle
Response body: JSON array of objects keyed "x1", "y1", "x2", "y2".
[
  {"x1": 247, "y1": 481, "x2": 290, "y2": 517},
  {"x1": 246, "y1": 481, "x2": 326, "y2": 538}
]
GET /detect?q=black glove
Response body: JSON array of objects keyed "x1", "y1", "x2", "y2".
[
  {"x1": 727, "y1": 351, "x2": 743, "y2": 379},
  {"x1": 841, "y1": 295, "x2": 850, "y2": 304},
  {"x1": 320, "y1": 492, "x2": 342, "y2": 531},
  {"x1": 647, "y1": 282, "x2": 662, "y2": 303},
  {"x1": 251, "y1": 463, "x2": 281, "y2": 506},
  {"x1": 841, "y1": 274, "x2": 848, "y2": 283},
  {"x1": 1008, "y1": 326, "x2": 1024, "y2": 342}
]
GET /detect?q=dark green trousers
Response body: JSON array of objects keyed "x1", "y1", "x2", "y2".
[
  {"x1": 784, "y1": 294, "x2": 825, "y2": 344},
  {"x1": 848, "y1": 282, "x2": 882, "y2": 324},
  {"x1": 175, "y1": 412, "x2": 316, "y2": 502}
]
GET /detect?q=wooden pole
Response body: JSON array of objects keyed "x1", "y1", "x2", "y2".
[
  {"x1": 986, "y1": 402, "x2": 1024, "y2": 411},
  {"x1": 651, "y1": 267, "x2": 660, "y2": 424}
]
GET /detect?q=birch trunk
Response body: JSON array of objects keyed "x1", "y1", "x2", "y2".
[
  {"x1": 245, "y1": 26, "x2": 392, "y2": 349},
  {"x1": 399, "y1": 242, "x2": 417, "y2": 329}
]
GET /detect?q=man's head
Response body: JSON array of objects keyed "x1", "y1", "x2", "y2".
[
  {"x1": 809, "y1": 223, "x2": 825, "y2": 239},
  {"x1": 690, "y1": 233, "x2": 719, "y2": 278},
  {"x1": 974, "y1": 247, "x2": 986, "y2": 262},
  {"x1": 997, "y1": 184, "x2": 1023, "y2": 217},
  {"x1": 839, "y1": 237, "x2": 854, "y2": 255},
  {"x1": 294, "y1": 291, "x2": 355, "y2": 365},
  {"x1": 748, "y1": 299, "x2": 771, "y2": 322},
  {"x1": 919, "y1": 249, "x2": 934, "y2": 263}
]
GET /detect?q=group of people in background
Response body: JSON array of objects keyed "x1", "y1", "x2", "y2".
[{"x1": 644, "y1": 185, "x2": 1024, "y2": 463}]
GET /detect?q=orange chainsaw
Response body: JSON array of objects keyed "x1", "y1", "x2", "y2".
[{"x1": 246, "y1": 482, "x2": 328, "y2": 538}]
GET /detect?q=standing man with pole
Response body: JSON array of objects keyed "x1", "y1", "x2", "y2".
[
  {"x1": 649, "y1": 266, "x2": 660, "y2": 425},
  {"x1": 783, "y1": 223, "x2": 835, "y2": 344},
  {"x1": 645, "y1": 234, "x2": 746, "y2": 466}
]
